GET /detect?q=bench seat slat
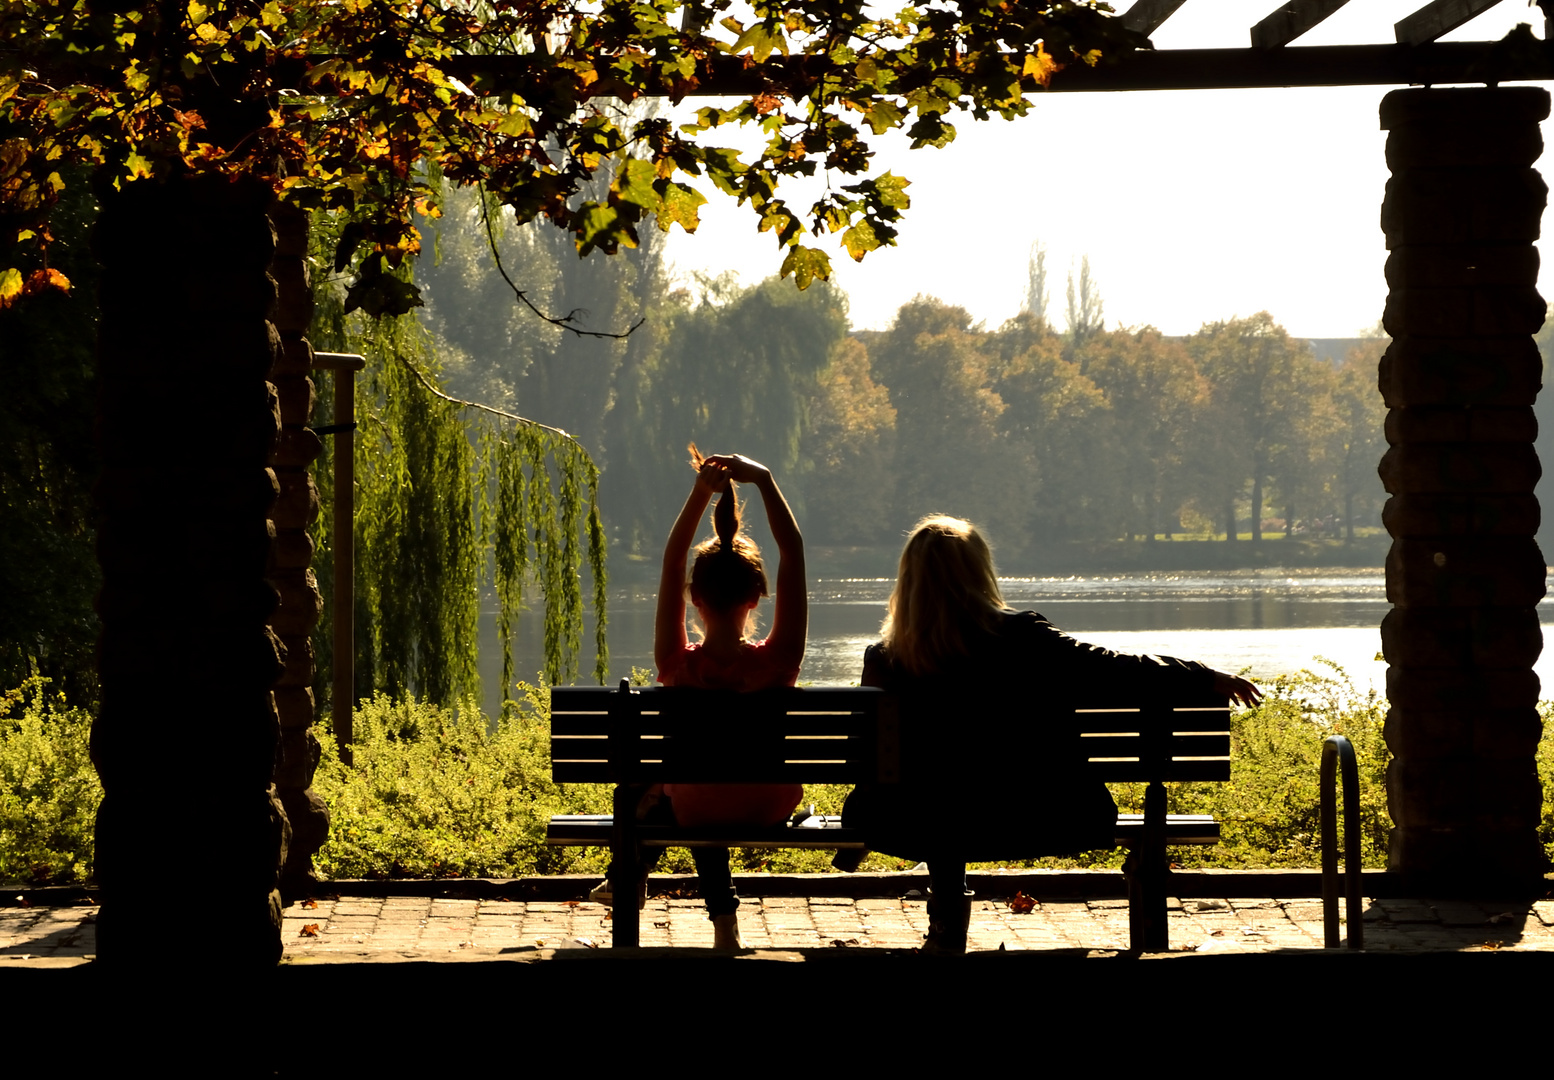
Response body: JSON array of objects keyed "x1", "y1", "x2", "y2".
[
  {"x1": 1088, "y1": 760, "x2": 1230, "y2": 782},
  {"x1": 551, "y1": 763, "x2": 876, "y2": 783},
  {"x1": 545, "y1": 812, "x2": 1221, "y2": 849}
]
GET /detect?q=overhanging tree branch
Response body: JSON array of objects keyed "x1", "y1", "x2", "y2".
[{"x1": 477, "y1": 183, "x2": 644, "y2": 341}]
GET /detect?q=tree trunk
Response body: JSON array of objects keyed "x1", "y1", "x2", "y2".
[{"x1": 1250, "y1": 476, "x2": 1264, "y2": 543}]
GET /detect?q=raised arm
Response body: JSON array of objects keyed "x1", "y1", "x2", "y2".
[
  {"x1": 655, "y1": 461, "x2": 727, "y2": 673},
  {"x1": 705, "y1": 454, "x2": 807, "y2": 673}
]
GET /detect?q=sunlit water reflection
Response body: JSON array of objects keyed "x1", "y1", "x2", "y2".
[{"x1": 479, "y1": 568, "x2": 1551, "y2": 716}]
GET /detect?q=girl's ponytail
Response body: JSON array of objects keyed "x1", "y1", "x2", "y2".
[
  {"x1": 686, "y1": 442, "x2": 767, "y2": 624},
  {"x1": 689, "y1": 441, "x2": 742, "y2": 557}
]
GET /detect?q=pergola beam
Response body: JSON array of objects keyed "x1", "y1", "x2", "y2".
[
  {"x1": 1120, "y1": 0, "x2": 1191, "y2": 36},
  {"x1": 1395, "y1": 0, "x2": 1509, "y2": 46},
  {"x1": 428, "y1": 42, "x2": 1554, "y2": 99},
  {"x1": 1251, "y1": 1, "x2": 1354, "y2": 49}
]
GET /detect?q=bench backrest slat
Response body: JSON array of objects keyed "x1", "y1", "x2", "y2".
[{"x1": 549, "y1": 684, "x2": 1229, "y2": 786}]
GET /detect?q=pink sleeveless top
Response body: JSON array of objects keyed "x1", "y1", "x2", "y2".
[{"x1": 658, "y1": 640, "x2": 804, "y2": 827}]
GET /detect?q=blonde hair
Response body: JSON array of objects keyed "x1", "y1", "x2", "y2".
[
  {"x1": 880, "y1": 515, "x2": 1008, "y2": 675},
  {"x1": 687, "y1": 442, "x2": 767, "y2": 636}
]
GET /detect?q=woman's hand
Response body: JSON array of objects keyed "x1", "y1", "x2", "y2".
[
  {"x1": 694, "y1": 458, "x2": 731, "y2": 496},
  {"x1": 1212, "y1": 671, "x2": 1262, "y2": 707},
  {"x1": 702, "y1": 453, "x2": 771, "y2": 487}
]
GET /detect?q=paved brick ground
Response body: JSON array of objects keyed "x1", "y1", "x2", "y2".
[{"x1": 6, "y1": 883, "x2": 1554, "y2": 964}]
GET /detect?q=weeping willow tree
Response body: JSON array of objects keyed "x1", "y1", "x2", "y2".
[{"x1": 309, "y1": 251, "x2": 608, "y2": 715}]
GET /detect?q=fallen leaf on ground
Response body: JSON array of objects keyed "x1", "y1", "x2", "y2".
[
  {"x1": 299, "y1": 924, "x2": 320, "y2": 937},
  {"x1": 830, "y1": 938, "x2": 860, "y2": 948},
  {"x1": 300, "y1": 899, "x2": 318, "y2": 909},
  {"x1": 1007, "y1": 891, "x2": 1036, "y2": 914},
  {"x1": 15, "y1": 896, "x2": 31, "y2": 909}
]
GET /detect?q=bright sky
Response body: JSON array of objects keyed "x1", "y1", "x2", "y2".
[{"x1": 660, "y1": 0, "x2": 1551, "y2": 338}]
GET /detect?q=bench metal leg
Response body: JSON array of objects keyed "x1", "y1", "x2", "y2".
[
  {"x1": 1126, "y1": 780, "x2": 1170, "y2": 952},
  {"x1": 610, "y1": 785, "x2": 641, "y2": 948}
]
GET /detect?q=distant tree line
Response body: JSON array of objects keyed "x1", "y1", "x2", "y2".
[
  {"x1": 419, "y1": 209, "x2": 1392, "y2": 567},
  {"x1": 3, "y1": 188, "x2": 1541, "y2": 700}
]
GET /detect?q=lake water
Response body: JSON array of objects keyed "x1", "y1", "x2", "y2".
[{"x1": 476, "y1": 567, "x2": 1550, "y2": 714}]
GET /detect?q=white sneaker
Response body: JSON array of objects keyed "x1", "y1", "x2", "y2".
[{"x1": 712, "y1": 913, "x2": 747, "y2": 951}]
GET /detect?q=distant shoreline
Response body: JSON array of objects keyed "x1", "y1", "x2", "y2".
[{"x1": 609, "y1": 535, "x2": 1396, "y2": 585}]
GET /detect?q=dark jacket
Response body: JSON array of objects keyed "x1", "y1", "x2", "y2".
[{"x1": 842, "y1": 610, "x2": 1214, "y2": 862}]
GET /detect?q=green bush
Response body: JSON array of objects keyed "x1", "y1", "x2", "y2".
[
  {"x1": 0, "y1": 678, "x2": 100, "y2": 885},
  {"x1": 311, "y1": 684, "x2": 615, "y2": 879},
  {"x1": 3, "y1": 668, "x2": 1552, "y2": 883},
  {"x1": 1107, "y1": 662, "x2": 1392, "y2": 870}
]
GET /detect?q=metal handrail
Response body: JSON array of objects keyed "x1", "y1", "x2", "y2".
[{"x1": 1320, "y1": 734, "x2": 1364, "y2": 949}]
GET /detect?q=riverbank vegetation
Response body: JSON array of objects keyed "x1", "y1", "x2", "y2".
[{"x1": 7, "y1": 672, "x2": 1552, "y2": 885}]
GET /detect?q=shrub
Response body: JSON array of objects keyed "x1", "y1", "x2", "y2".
[
  {"x1": 0, "y1": 677, "x2": 101, "y2": 885},
  {"x1": 1138, "y1": 661, "x2": 1392, "y2": 870},
  {"x1": 3, "y1": 665, "x2": 1549, "y2": 882},
  {"x1": 311, "y1": 683, "x2": 614, "y2": 879}
]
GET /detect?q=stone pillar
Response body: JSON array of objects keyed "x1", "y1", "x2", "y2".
[
  {"x1": 1378, "y1": 87, "x2": 1549, "y2": 891},
  {"x1": 91, "y1": 174, "x2": 289, "y2": 963},
  {"x1": 266, "y1": 201, "x2": 330, "y2": 901}
]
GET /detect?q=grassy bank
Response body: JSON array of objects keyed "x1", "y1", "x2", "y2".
[{"x1": 5, "y1": 672, "x2": 1553, "y2": 885}]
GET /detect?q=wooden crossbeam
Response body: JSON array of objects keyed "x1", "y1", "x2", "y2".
[
  {"x1": 1121, "y1": 0, "x2": 1191, "y2": 36},
  {"x1": 1396, "y1": 0, "x2": 1508, "y2": 45},
  {"x1": 1251, "y1": 0, "x2": 1353, "y2": 48},
  {"x1": 314, "y1": 38, "x2": 1554, "y2": 101}
]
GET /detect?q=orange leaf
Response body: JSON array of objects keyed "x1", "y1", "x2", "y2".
[{"x1": 299, "y1": 923, "x2": 320, "y2": 937}]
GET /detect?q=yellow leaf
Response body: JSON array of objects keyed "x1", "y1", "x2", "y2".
[
  {"x1": 1022, "y1": 46, "x2": 1062, "y2": 88},
  {"x1": 0, "y1": 267, "x2": 23, "y2": 306}
]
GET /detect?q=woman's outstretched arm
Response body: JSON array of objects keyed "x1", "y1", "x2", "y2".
[
  {"x1": 705, "y1": 454, "x2": 807, "y2": 672},
  {"x1": 655, "y1": 461, "x2": 727, "y2": 673}
]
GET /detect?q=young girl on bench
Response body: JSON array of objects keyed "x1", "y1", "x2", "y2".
[{"x1": 594, "y1": 445, "x2": 807, "y2": 949}]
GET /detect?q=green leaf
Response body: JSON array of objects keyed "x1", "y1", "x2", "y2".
[
  {"x1": 731, "y1": 23, "x2": 787, "y2": 62},
  {"x1": 905, "y1": 114, "x2": 955, "y2": 150},
  {"x1": 494, "y1": 109, "x2": 532, "y2": 137},
  {"x1": 842, "y1": 220, "x2": 878, "y2": 262},
  {"x1": 699, "y1": 147, "x2": 746, "y2": 198},
  {"x1": 613, "y1": 157, "x2": 659, "y2": 213},
  {"x1": 873, "y1": 171, "x2": 911, "y2": 211},
  {"x1": 655, "y1": 181, "x2": 705, "y2": 234},
  {"x1": 343, "y1": 274, "x2": 423, "y2": 318},
  {"x1": 574, "y1": 203, "x2": 638, "y2": 256},
  {"x1": 758, "y1": 202, "x2": 801, "y2": 246},
  {"x1": 779, "y1": 246, "x2": 831, "y2": 290},
  {"x1": 861, "y1": 100, "x2": 904, "y2": 136}
]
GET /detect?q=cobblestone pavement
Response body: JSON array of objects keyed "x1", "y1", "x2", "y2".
[{"x1": 6, "y1": 887, "x2": 1554, "y2": 964}]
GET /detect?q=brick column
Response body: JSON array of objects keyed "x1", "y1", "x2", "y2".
[
  {"x1": 266, "y1": 200, "x2": 329, "y2": 900},
  {"x1": 1378, "y1": 87, "x2": 1549, "y2": 890},
  {"x1": 91, "y1": 175, "x2": 289, "y2": 963}
]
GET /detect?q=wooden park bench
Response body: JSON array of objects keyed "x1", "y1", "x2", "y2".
[{"x1": 546, "y1": 681, "x2": 1231, "y2": 951}]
